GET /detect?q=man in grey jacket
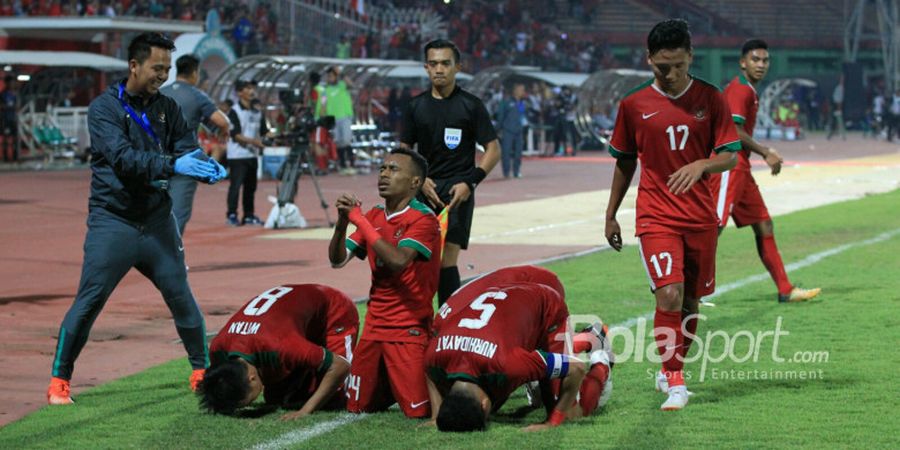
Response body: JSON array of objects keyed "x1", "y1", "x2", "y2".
[
  {"x1": 496, "y1": 83, "x2": 528, "y2": 178},
  {"x1": 47, "y1": 32, "x2": 226, "y2": 405}
]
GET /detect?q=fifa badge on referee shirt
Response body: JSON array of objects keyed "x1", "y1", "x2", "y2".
[{"x1": 444, "y1": 128, "x2": 462, "y2": 150}]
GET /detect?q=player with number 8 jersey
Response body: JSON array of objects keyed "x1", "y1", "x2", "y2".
[
  {"x1": 605, "y1": 19, "x2": 739, "y2": 411},
  {"x1": 199, "y1": 284, "x2": 358, "y2": 418}
]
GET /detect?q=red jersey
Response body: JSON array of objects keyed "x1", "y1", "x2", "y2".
[
  {"x1": 347, "y1": 198, "x2": 441, "y2": 342},
  {"x1": 209, "y1": 284, "x2": 359, "y2": 404},
  {"x1": 425, "y1": 283, "x2": 571, "y2": 408},
  {"x1": 450, "y1": 265, "x2": 565, "y2": 318},
  {"x1": 723, "y1": 74, "x2": 758, "y2": 172},
  {"x1": 609, "y1": 78, "x2": 741, "y2": 234}
]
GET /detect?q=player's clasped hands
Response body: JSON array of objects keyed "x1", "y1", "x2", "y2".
[
  {"x1": 335, "y1": 193, "x2": 362, "y2": 222},
  {"x1": 174, "y1": 149, "x2": 226, "y2": 184},
  {"x1": 667, "y1": 160, "x2": 705, "y2": 195}
]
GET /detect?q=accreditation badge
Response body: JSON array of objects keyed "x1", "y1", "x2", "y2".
[{"x1": 444, "y1": 128, "x2": 462, "y2": 150}]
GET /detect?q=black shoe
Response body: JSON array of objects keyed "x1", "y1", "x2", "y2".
[
  {"x1": 226, "y1": 213, "x2": 240, "y2": 226},
  {"x1": 242, "y1": 215, "x2": 263, "y2": 226}
]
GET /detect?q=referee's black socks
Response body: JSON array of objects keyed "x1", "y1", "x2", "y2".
[{"x1": 438, "y1": 266, "x2": 461, "y2": 306}]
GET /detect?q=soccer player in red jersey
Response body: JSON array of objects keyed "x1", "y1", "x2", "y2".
[
  {"x1": 425, "y1": 278, "x2": 588, "y2": 432},
  {"x1": 329, "y1": 148, "x2": 441, "y2": 418},
  {"x1": 604, "y1": 19, "x2": 739, "y2": 411},
  {"x1": 710, "y1": 39, "x2": 821, "y2": 303},
  {"x1": 198, "y1": 284, "x2": 358, "y2": 419}
]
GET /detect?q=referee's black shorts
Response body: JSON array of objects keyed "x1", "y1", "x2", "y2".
[{"x1": 421, "y1": 177, "x2": 475, "y2": 250}]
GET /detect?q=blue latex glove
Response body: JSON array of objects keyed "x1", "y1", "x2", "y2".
[
  {"x1": 174, "y1": 149, "x2": 217, "y2": 181},
  {"x1": 207, "y1": 157, "x2": 227, "y2": 184}
]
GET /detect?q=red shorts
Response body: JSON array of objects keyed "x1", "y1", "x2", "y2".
[
  {"x1": 710, "y1": 169, "x2": 771, "y2": 228},
  {"x1": 345, "y1": 339, "x2": 430, "y2": 418},
  {"x1": 637, "y1": 228, "x2": 718, "y2": 299},
  {"x1": 327, "y1": 326, "x2": 358, "y2": 363},
  {"x1": 312, "y1": 127, "x2": 338, "y2": 159}
]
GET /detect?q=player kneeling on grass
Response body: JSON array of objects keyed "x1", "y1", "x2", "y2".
[
  {"x1": 425, "y1": 266, "x2": 619, "y2": 432},
  {"x1": 197, "y1": 284, "x2": 358, "y2": 420},
  {"x1": 432, "y1": 265, "x2": 614, "y2": 428},
  {"x1": 329, "y1": 148, "x2": 441, "y2": 418}
]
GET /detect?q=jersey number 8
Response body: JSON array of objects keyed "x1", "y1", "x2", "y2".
[{"x1": 243, "y1": 286, "x2": 294, "y2": 316}]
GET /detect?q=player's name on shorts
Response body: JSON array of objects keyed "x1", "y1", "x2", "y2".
[
  {"x1": 227, "y1": 321, "x2": 261, "y2": 336},
  {"x1": 434, "y1": 335, "x2": 498, "y2": 359}
]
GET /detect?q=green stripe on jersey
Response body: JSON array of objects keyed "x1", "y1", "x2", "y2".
[
  {"x1": 732, "y1": 114, "x2": 746, "y2": 124},
  {"x1": 409, "y1": 198, "x2": 434, "y2": 216},
  {"x1": 714, "y1": 140, "x2": 742, "y2": 153},
  {"x1": 691, "y1": 75, "x2": 722, "y2": 92},
  {"x1": 399, "y1": 238, "x2": 432, "y2": 260},
  {"x1": 608, "y1": 144, "x2": 637, "y2": 160},
  {"x1": 623, "y1": 78, "x2": 654, "y2": 99}
]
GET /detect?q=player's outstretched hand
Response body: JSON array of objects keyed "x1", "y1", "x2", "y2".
[
  {"x1": 447, "y1": 182, "x2": 472, "y2": 210},
  {"x1": 422, "y1": 177, "x2": 445, "y2": 209},
  {"x1": 605, "y1": 217, "x2": 623, "y2": 252},
  {"x1": 335, "y1": 193, "x2": 360, "y2": 223},
  {"x1": 174, "y1": 149, "x2": 218, "y2": 181},
  {"x1": 667, "y1": 161, "x2": 705, "y2": 195},
  {"x1": 207, "y1": 157, "x2": 227, "y2": 184},
  {"x1": 280, "y1": 409, "x2": 311, "y2": 421},
  {"x1": 765, "y1": 148, "x2": 783, "y2": 175}
]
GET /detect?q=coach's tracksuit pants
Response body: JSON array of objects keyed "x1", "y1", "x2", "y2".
[{"x1": 51, "y1": 204, "x2": 208, "y2": 380}]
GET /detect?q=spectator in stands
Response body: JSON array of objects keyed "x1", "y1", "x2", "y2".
[
  {"x1": 496, "y1": 83, "x2": 528, "y2": 179},
  {"x1": 225, "y1": 80, "x2": 267, "y2": 226},
  {"x1": 1, "y1": 75, "x2": 17, "y2": 162}
]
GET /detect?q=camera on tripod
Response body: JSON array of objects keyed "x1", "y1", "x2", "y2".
[{"x1": 269, "y1": 89, "x2": 335, "y2": 146}]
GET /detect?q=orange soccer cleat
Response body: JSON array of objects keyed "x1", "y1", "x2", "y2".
[
  {"x1": 189, "y1": 369, "x2": 206, "y2": 392},
  {"x1": 47, "y1": 377, "x2": 74, "y2": 405}
]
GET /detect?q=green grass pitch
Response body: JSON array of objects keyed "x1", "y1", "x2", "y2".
[{"x1": 2, "y1": 189, "x2": 898, "y2": 449}]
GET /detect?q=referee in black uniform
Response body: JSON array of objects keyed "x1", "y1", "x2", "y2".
[
  {"x1": 47, "y1": 32, "x2": 226, "y2": 405},
  {"x1": 400, "y1": 39, "x2": 501, "y2": 306}
]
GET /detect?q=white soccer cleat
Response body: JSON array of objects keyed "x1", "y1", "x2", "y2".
[
  {"x1": 655, "y1": 369, "x2": 668, "y2": 392},
  {"x1": 524, "y1": 381, "x2": 542, "y2": 408},
  {"x1": 661, "y1": 385, "x2": 689, "y2": 411}
]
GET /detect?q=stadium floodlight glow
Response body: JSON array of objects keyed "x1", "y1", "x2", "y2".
[
  {"x1": 16, "y1": 74, "x2": 30, "y2": 82},
  {"x1": 3, "y1": 65, "x2": 11, "y2": 71},
  {"x1": 443, "y1": 0, "x2": 451, "y2": 4}
]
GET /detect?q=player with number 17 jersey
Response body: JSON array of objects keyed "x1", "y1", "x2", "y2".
[{"x1": 609, "y1": 78, "x2": 741, "y2": 234}]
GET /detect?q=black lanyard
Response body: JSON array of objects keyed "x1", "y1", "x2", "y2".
[{"x1": 118, "y1": 83, "x2": 161, "y2": 149}]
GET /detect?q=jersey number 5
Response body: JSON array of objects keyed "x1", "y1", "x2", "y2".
[
  {"x1": 666, "y1": 125, "x2": 689, "y2": 151},
  {"x1": 459, "y1": 291, "x2": 508, "y2": 330},
  {"x1": 243, "y1": 286, "x2": 293, "y2": 316}
]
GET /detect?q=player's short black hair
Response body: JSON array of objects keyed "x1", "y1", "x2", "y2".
[
  {"x1": 127, "y1": 32, "x2": 175, "y2": 64},
  {"x1": 424, "y1": 39, "x2": 461, "y2": 64},
  {"x1": 309, "y1": 71, "x2": 321, "y2": 85},
  {"x1": 175, "y1": 54, "x2": 200, "y2": 76},
  {"x1": 436, "y1": 385, "x2": 487, "y2": 432},
  {"x1": 197, "y1": 359, "x2": 251, "y2": 415},
  {"x1": 647, "y1": 19, "x2": 692, "y2": 55},
  {"x1": 741, "y1": 39, "x2": 769, "y2": 56},
  {"x1": 390, "y1": 148, "x2": 429, "y2": 180}
]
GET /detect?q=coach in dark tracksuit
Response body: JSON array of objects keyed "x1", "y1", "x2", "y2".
[
  {"x1": 400, "y1": 39, "x2": 500, "y2": 306},
  {"x1": 47, "y1": 33, "x2": 227, "y2": 405}
]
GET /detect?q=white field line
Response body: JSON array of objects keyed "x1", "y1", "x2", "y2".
[
  {"x1": 608, "y1": 227, "x2": 900, "y2": 332},
  {"x1": 249, "y1": 227, "x2": 900, "y2": 449},
  {"x1": 250, "y1": 413, "x2": 367, "y2": 450}
]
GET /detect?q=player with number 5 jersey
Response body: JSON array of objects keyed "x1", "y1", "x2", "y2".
[
  {"x1": 198, "y1": 284, "x2": 358, "y2": 419},
  {"x1": 604, "y1": 19, "x2": 738, "y2": 412}
]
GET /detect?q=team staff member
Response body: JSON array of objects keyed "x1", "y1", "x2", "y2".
[
  {"x1": 709, "y1": 39, "x2": 820, "y2": 304},
  {"x1": 400, "y1": 39, "x2": 501, "y2": 306},
  {"x1": 226, "y1": 80, "x2": 268, "y2": 226},
  {"x1": 161, "y1": 54, "x2": 231, "y2": 234},
  {"x1": 329, "y1": 148, "x2": 441, "y2": 418},
  {"x1": 47, "y1": 32, "x2": 226, "y2": 405},
  {"x1": 604, "y1": 19, "x2": 739, "y2": 411},
  {"x1": 198, "y1": 284, "x2": 358, "y2": 419}
]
